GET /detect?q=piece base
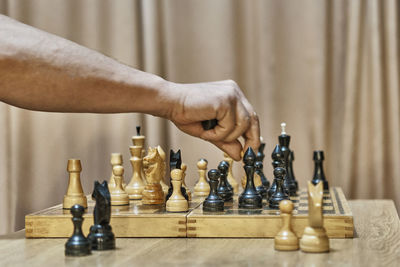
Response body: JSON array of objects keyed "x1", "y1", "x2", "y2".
[
  {"x1": 300, "y1": 227, "x2": 330, "y2": 253},
  {"x1": 274, "y1": 243, "x2": 299, "y2": 251},
  {"x1": 63, "y1": 195, "x2": 87, "y2": 210}
]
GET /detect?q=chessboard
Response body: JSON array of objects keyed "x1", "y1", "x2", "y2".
[
  {"x1": 187, "y1": 187, "x2": 353, "y2": 238},
  {"x1": 25, "y1": 198, "x2": 202, "y2": 238},
  {"x1": 25, "y1": 187, "x2": 353, "y2": 238}
]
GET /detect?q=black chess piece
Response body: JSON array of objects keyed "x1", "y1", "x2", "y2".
[
  {"x1": 65, "y1": 204, "x2": 91, "y2": 256},
  {"x1": 136, "y1": 125, "x2": 141, "y2": 136},
  {"x1": 311, "y1": 150, "x2": 329, "y2": 190},
  {"x1": 217, "y1": 161, "x2": 233, "y2": 202},
  {"x1": 255, "y1": 161, "x2": 268, "y2": 199},
  {"x1": 287, "y1": 151, "x2": 298, "y2": 191},
  {"x1": 279, "y1": 130, "x2": 297, "y2": 196},
  {"x1": 269, "y1": 145, "x2": 290, "y2": 209},
  {"x1": 267, "y1": 178, "x2": 276, "y2": 201},
  {"x1": 256, "y1": 143, "x2": 270, "y2": 189},
  {"x1": 203, "y1": 169, "x2": 224, "y2": 212},
  {"x1": 87, "y1": 181, "x2": 115, "y2": 250},
  {"x1": 239, "y1": 147, "x2": 262, "y2": 209},
  {"x1": 267, "y1": 145, "x2": 280, "y2": 201},
  {"x1": 166, "y1": 149, "x2": 189, "y2": 201}
]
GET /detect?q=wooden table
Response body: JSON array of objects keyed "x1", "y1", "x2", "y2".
[{"x1": 0, "y1": 200, "x2": 399, "y2": 267}]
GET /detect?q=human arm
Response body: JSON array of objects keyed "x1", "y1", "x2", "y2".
[{"x1": 0, "y1": 15, "x2": 259, "y2": 160}]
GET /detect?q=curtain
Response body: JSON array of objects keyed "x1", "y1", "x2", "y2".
[{"x1": 0, "y1": 0, "x2": 398, "y2": 234}]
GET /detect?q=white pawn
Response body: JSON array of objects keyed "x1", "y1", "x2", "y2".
[
  {"x1": 166, "y1": 169, "x2": 188, "y2": 212},
  {"x1": 108, "y1": 153, "x2": 125, "y2": 190},
  {"x1": 223, "y1": 153, "x2": 239, "y2": 194},
  {"x1": 110, "y1": 165, "x2": 129, "y2": 206},
  {"x1": 274, "y1": 200, "x2": 299, "y2": 251},
  {"x1": 194, "y1": 159, "x2": 210, "y2": 197}
]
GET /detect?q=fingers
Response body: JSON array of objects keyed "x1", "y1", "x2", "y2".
[
  {"x1": 211, "y1": 139, "x2": 243, "y2": 161},
  {"x1": 199, "y1": 102, "x2": 236, "y2": 142},
  {"x1": 242, "y1": 113, "x2": 260, "y2": 152},
  {"x1": 175, "y1": 122, "x2": 244, "y2": 161},
  {"x1": 223, "y1": 101, "x2": 250, "y2": 142}
]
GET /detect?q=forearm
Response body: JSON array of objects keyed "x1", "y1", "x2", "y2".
[{"x1": 0, "y1": 15, "x2": 173, "y2": 117}]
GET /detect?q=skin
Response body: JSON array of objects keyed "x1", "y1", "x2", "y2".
[{"x1": 0, "y1": 15, "x2": 260, "y2": 161}]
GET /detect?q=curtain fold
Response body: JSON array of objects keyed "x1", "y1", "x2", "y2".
[{"x1": 0, "y1": 0, "x2": 398, "y2": 233}]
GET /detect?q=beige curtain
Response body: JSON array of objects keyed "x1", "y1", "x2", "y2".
[{"x1": 0, "y1": 0, "x2": 398, "y2": 234}]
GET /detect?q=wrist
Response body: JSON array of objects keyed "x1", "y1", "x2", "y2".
[{"x1": 145, "y1": 77, "x2": 179, "y2": 120}]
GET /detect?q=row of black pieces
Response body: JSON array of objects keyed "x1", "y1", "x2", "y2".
[
  {"x1": 203, "y1": 161, "x2": 233, "y2": 211},
  {"x1": 204, "y1": 147, "x2": 269, "y2": 211},
  {"x1": 268, "y1": 149, "x2": 330, "y2": 209},
  {"x1": 65, "y1": 181, "x2": 115, "y2": 257}
]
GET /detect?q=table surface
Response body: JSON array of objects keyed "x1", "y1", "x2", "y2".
[{"x1": 0, "y1": 200, "x2": 399, "y2": 267}]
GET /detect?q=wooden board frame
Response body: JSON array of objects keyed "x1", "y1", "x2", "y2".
[{"x1": 25, "y1": 187, "x2": 353, "y2": 238}]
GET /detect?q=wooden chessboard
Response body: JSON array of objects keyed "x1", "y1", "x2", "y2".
[
  {"x1": 25, "y1": 187, "x2": 353, "y2": 238},
  {"x1": 187, "y1": 187, "x2": 353, "y2": 238}
]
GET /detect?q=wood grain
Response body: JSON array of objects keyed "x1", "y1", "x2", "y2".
[{"x1": 1, "y1": 200, "x2": 399, "y2": 266}]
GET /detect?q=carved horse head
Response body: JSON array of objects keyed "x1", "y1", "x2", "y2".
[{"x1": 91, "y1": 180, "x2": 111, "y2": 226}]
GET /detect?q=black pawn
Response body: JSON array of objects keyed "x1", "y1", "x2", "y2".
[
  {"x1": 256, "y1": 143, "x2": 270, "y2": 189},
  {"x1": 279, "y1": 133, "x2": 296, "y2": 196},
  {"x1": 269, "y1": 166, "x2": 290, "y2": 209},
  {"x1": 239, "y1": 147, "x2": 262, "y2": 209},
  {"x1": 87, "y1": 181, "x2": 115, "y2": 250},
  {"x1": 255, "y1": 161, "x2": 268, "y2": 199},
  {"x1": 311, "y1": 150, "x2": 329, "y2": 190},
  {"x1": 166, "y1": 149, "x2": 188, "y2": 201},
  {"x1": 269, "y1": 145, "x2": 289, "y2": 209},
  {"x1": 203, "y1": 169, "x2": 224, "y2": 212},
  {"x1": 217, "y1": 161, "x2": 233, "y2": 201},
  {"x1": 287, "y1": 151, "x2": 298, "y2": 191},
  {"x1": 65, "y1": 204, "x2": 91, "y2": 256}
]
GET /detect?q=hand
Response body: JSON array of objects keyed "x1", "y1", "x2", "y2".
[{"x1": 166, "y1": 80, "x2": 260, "y2": 161}]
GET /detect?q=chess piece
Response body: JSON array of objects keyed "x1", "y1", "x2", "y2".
[
  {"x1": 156, "y1": 146, "x2": 169, "y2": 194},
  {"x1": 108, "y1": 153, "x2": 125, "y2": 190},
  {"x1": 267, "y1": 179, "x2": 277, "y2": 201},
  {"x1": 131, "y1": 126, "x2": 146, "y2": 184},
  {"x1": 300, "y1": 181, "x2": 330, "y2": 253},
  {"x1": 241, "y1": 175, "x2": 246, "y2": 189},
  {"x1": 203, "y1": 169, "x2": 224, "y2": 212},
  {"x1": 274, "y1": 200, "x2": 299, "y2": 251},
  {"x1": 269, "y1": 144, "x2": 290, "y2": 209},
  {"x1": 223, "y1": 153, "x2": 239, "y2": 193},
  {"x1": 110, "y1": 165, "x2": 129, "y2": 206},
  {"x1": 63, "y1": 159, "x2": 87, "y2": 209},
  {"x1": 279, "y1": 122, "x2": 296, "y2": 196},
  {"x1": 87, "y1": 181, "x2": 115, "y2": 250},
  {"x1": 287, "y1": 151, "x2": 298, "y2": 191},
  {"x1": 194, "y1": 159, "x2": 210, "y2": 197},
  {"x1": 142, "y1": 146, "x2": 165, "y2": 205},
  {"x1": 125, "y1": 146, "x2": 145, "y2": 200},
  {"x1": 166, "y1": 150, "x2": 188, "y2": 201},
  {"x1": 132, "y1": 126, "x2": 145, "y2": 147},
  {"x1": 217, "y1": 161, "x2": 233, "y2": 202},
  {"x1": 311, "y1": 151, "x2": 329, "y2": 190},
  {"x1": 166, "y1": 168, "x2": 189, "y2": 212},
  {"x1": 256, "y1": 141, "x2": 270, "y2": 190},
  {"x1": 65, "y1": 204, "x2": 91, "y2": 256},
  {"x1": 255, "y1": 161, "x2": 268, "y2": 199},
  {"x1": 239, "y1": 147, "x2": 262, "y2": 209},
  {"x1": 181, "y1": 163, "x2": 192, "y2": 201}
]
